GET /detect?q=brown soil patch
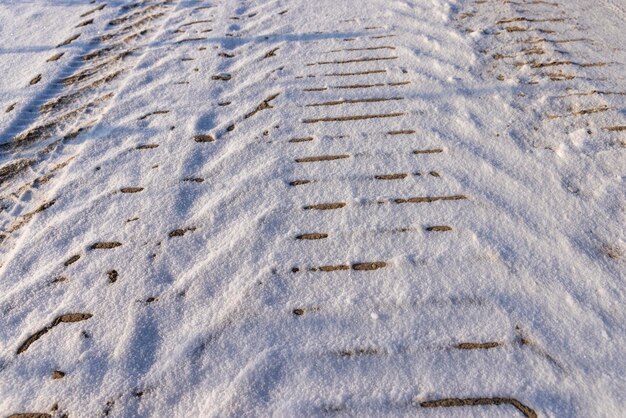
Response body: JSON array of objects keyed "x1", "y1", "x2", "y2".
[
  {"x1": 324, "y1": 70, "x2": 386, "y2": 77},
  {"x1": 0, "y1": 159, "x2": 31, "y2": 184},
  {"x1": 263, "y1": 47, "x2": 280, "y2": 59},
  {"x1": 455, "y1": 342, "x2": 501, "y2": 349},
  {"x1": 121, "y1": 187, "x2": 143, "y2": 193},
  {"x1": 395, "y1": 195, "x2": 467, "y2": 204},
  {"x1": 426, "y1": 225, "x2": 452, "y2": 232},
  {"x1": 388, "y1": 130, "x2": 415, "y2": 135},
  {"x1": 303, "y1": 113, "x2": 405, "y2": 123},
  {"x1": 289, "y1": 137, "x2": 314, "y2": 143},
  {"x1": 90, "y1": 242, "x2": 122, "y2": 249},
  {"x1": 352, "y1": 261, "x2": 387, "y2": 271},
  {"x1": 108, "y1": 270, "x2": 118, "y2": 283},
  {"x1": 194, "y1": 134, "x2": 214, "y2": 142},
  {"x1": 295, "y1": 155, "x2": 349, "y2": 162},
  {"x1": 603, "y1": 126, "x2": 626, "y2": 132},
  {"x1": 17, "y1": 313, "x2": 92, "y2": 354},
  {"x1": 57, "y1": 34, "x2": 80, "y2": 47},
  {"x1": 169, "y1": 227, "x2": 196, "y2": 238},
  {"x1": 76, "y1": 18, "x2": 94, "y2": 27},
  {"x1": 330, "y1": 46, "x2": 395, "y2": 52},
  {"x1": 289, "y1": 180, "x2": 310, "y2": 186},
  {"x1": 306, "y1": 97, "x2": 402, "y2": 107},
  {"x1": 211, "y1": 73, "x2": 231, "y2": 81},
  {"x1": 81, "y1": 4, "x2": 106, "y2": 17},
  {"x1": 304, "y1": 202, "x2": 346, "y2": 210},
  {"x1": 375, "y1": 173, "x2": 407, "y2": 180},
  {"x1": 138, "y1": 110, "x2": 169, "y2": 120},
  {"x1": 413, "y1": 148, "x2": 443, "y2": 154},
  {"x1": 244, "y1": 93, "x2": 280, "y2": 119},
  {"x1": 572, "y1": 106, "x2": 609, "y2": 116},
  {"x1": 312, "y1": 265, "x2": 350, "y2": 272},
  {"x1": 47, "y1": 52, "x2": 65, "y2": 62},
  {"x1": 64, "y1": 254, "x2": 81, "y2": 266},
  {"x1": 419, "y1": 397, "x2": 537, "y2": 418},
  {"x1": 176, "y1": 37, "x2": 208, "y2": 44},
  {"x1": 309, "y1": 56, "x2": 398, "y2": 65},
  {"x1": 296, "y1": 233, "x2": 328, "y2": 240},
  {"x1": 339, "y1": 347, "x2": 381, "y2": 357}
]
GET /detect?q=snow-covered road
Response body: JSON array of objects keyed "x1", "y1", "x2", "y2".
[{"x1": 0, "y1": 0, "x2": 624, "y2": 416}]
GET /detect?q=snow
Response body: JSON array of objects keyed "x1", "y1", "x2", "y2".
[{"x1": 0, "y1": 0, "x2": 624, "y2": 416}]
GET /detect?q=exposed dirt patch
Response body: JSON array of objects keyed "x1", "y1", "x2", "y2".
[
  {"x1": 311, "y1": 265, "x2": 350, "y2": 272},
  {"x1": 211, "y1": 73, "x2": 231, "y2": 81},
  {"x1": 29, "y1": 74, "x2": 42, "y2": 85},
  {"x1": 0, "y1": 159, "x2": 31, "y2": 184},
  {"x1": 169, "y1": 227, "x2": 196, "y2": 238},
  {"x1": 426, "y1": 225, "x2": 452, "y2": 232},
  {"x1": 375, "y1": 173, "x2": 407, "y2": 180},
  {"x1": 57, "y1": 34, "x2": 80, "y2": 47},
  {"x1": 304, "y1": 202, "x2": 346, "y2": 210},
  {"x1": 296, "y1": 233, "x2": 328, "y2": 240},
  {"x1": 136, "y1": 143, "x2": 159, "y2": 149},
  {"x1": 295, "y1": 155, "x2": 349, "y2": 163},
  {"x1": 352, "y1": 261, "x2": 387, "y2": 271},
  {"x1": 263, "y1": 47, "x2": 280, "y2": 59},
  {"x1": 16, "y1": 313, "x2": 92, "y2": 354},
  {"x1": 138, "y1": 110, "x2": 169, "y2": 120},
  {"x1": 303, "y1": 113, "x2": 405, "y2": 123},
  {"x1": 306, "y1": 97, "x2": 402, "y2": 107},
  {"x1": 194, "y1": 134, "x2": 215, "y2": 142},
  {"x1": 455, "y1": 342, "x2": 501, "y2": 349},
  {"x1": 64, "y1": 254, "x2": 81, "y2": 266},
  {"x1": 395, "y1": 195, "x2": 467, "y2": 204},
  {"x1": 289, "y1": 180, "x2": 310, "y2": 186},
  {"x1": 388, "y1": 130, "x2": 415, "y2": 135},
  {"x1": 413, "y1": 148, "x2": 443, "y2": 154},
  {"x1": 52, "y1": 370, "x2": 65, "y2": 379},
  {"x1": 76, "y1": 18, "x2": 94, "y2": 27},
  {"x1": 81, "y1": 4, "x2": 106, "y2": 17},
  {"x1": 91, "y1": 242, "x2": 122, "y2": 249},
  {"x1": 324, "y1": 70, "x2": 386, "y2": 77},
  {"x1": 176, "y1": 37, "x2": 208, "y2": 45},
  {"x1": 330, "y1": 46, "x2": 395, "y2": 52},
  {"x1": 289, "y1": 137, "x2": 314, "y2": 143},
  {"x1": 107, "y1": 270, "x2": 118, "y2": 283},
  {"x1": 309, "y1": 56, "x2": 398, "y2": 65},
  {"x1": 120, "y1": 187, "x2": 143, "y2": 193},
  {"x1": 419, "y1": 397, "x2": 537, "y2": 418},
  {"x1": 244, "y1": 93, "x2": 280, "y2": 119},
  {"x1": 603, "y1": 126, "x2": 626, "y2": 132},
  {"x1": 339, "y1": 347, "x2": 382, "y2": 357}
]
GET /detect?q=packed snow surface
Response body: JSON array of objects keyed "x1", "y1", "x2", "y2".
[{"x1": 0, "y1": 0, "x2": 624, "y2": 416}]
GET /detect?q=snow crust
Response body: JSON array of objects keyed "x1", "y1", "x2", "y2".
[{"x1": 0, "y1": 0, "x2": 624, "y2": 416}]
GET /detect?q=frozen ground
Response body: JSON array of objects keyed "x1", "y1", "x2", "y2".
[{"x1": 0, "y1": 0, "x2": 624, "y2": 416}]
